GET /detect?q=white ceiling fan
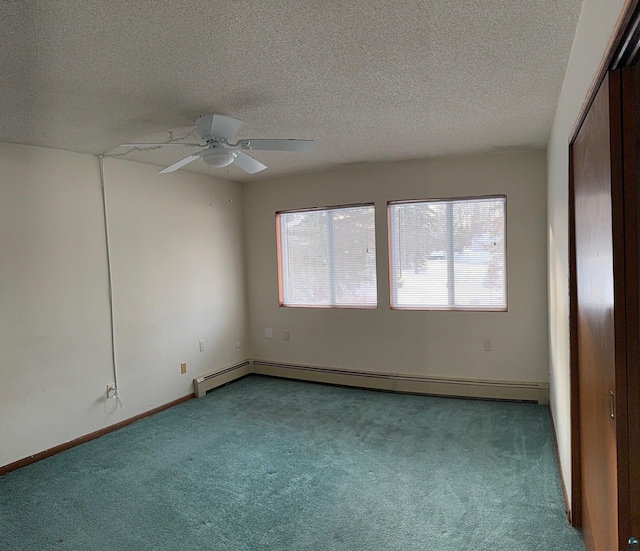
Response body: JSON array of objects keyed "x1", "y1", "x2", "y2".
[{"x1": 121, "y1": 114, "x2": 314, "y2": 174}]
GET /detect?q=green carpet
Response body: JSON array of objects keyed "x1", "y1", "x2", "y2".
[{"x1": 0, "y1": 375, "x2": 584, "y2": 550}]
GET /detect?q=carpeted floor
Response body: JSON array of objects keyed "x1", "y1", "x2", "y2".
[{"x1": 0, "y1": 375, "x2": 584, "y2": 550}]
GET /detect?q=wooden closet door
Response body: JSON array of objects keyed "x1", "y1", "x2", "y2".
[{"x1": 573, "y1": 71, "x2": 621, "y2": 551}]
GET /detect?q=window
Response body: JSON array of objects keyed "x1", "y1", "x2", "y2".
[
  {"x1": 277, "y1": 204, "x2": 377, "y2": 308},
  {"x1": 388, "y1": 196, "x2": 506, "y2": 310}
]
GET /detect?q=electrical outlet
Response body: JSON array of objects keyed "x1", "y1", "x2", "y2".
[
  {"x1": 199, "y1": 339, "x2": 205, "y2": 352},
  {"x1": 283, "y1": 330, "x2": 290, "y2": 341},
  {"x1": 235, "y1": 341, "x2": 241, "y2": 353},
  {"x1": 106, "y1": 384, "x2": 116, "y2": 399},
  {"x1": 181, "y1": 362, "x2": 187, "y2": 374},
  {"x1": 484, "y1": 338, "x2": 493, "y2": 352}
]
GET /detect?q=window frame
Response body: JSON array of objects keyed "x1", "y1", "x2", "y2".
[
  {"x1": 276, "y1": 202, "x2": 378, "y2": 309},
  {"x1": 387, "y1": 195, "x2": 507, "y2": 312}
]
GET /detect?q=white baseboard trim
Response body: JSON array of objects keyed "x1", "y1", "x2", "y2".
[
  {"x1": 193, "y1": 359, "x2": 550, "y2": 404},
  {"x1": 250, "y1": 360, "x2": 549, "y2": 404},
  {"x1": 193, "y1": 361, "x2": 252, "y2": 398}
]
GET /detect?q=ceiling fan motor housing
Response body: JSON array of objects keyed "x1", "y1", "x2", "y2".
[
  {"x1": 196, "y1": 113, "x2": 242, "y2": 142},
  {"x1": 195, "y1": 114, "x2": 215, "y2": 140}
]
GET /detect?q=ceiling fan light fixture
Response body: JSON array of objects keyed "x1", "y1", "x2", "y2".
[{"x1": 201, "y1": 149, "x2": 237, "y2": 168}]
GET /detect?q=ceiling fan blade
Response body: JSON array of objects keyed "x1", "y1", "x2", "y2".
[
  {"x1": 237, "y1": 139, "x2": 314, "y2": 152},
  {"x1": 158, "y1": 153, "x2": 201, "y2": 174},
  {"x1": 121, "y1": 143, "x2": 203, "y2": 147},
  {"x1": 233, "y1": 151, "x2": 267, "y2": 174}
]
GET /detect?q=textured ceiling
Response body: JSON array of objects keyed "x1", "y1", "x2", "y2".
[{"x1": 1, "y1": 1, "x2": 583, "y2": 182}]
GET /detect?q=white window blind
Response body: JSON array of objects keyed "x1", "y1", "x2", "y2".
[
  {"x1": 277, "y1": 205, "x2": 377, "y2": 308},
  {"x1": 388, "y1": 196, "x2": 506, "y2": 310}
]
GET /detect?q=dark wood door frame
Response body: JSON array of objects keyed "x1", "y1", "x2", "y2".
[
  {"x1": 568, "y1": 134, "x2": 581, "y2": 527},
  {"x1": 620, "y1": 64, "x2": 640, "y2": 540}
]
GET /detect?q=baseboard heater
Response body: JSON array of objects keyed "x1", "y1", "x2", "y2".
[
  {"x1": 193, "y1": 361, "x2": 251, "y2": 398},
  {"x1": 251, "y1": 360, "x2": 549, "y2": 404}
]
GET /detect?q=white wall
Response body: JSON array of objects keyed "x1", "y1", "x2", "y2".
[
  {"x1": 0, "y1": 144, "x2": 248, "y2": 467},
  {"x1": 547, "y1": 0, "x2": 628, "y2": 511},
  {"x1": 244, "y1": 152, "x2": 548, "y2": 383}
]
